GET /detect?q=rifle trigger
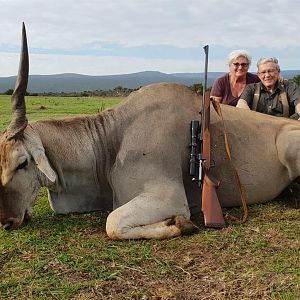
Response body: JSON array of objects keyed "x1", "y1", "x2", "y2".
[{"x1": 210, "y1": 160, "x2": 216, "y2": 168}]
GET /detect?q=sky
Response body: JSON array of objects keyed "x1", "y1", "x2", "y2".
[{"x1": 1, "y1": 0, "x2": 300, "y2": 77}]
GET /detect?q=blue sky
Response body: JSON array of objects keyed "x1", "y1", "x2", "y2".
[{"x1": 1, "y1": 0, "x2": 300, "y2": 76}]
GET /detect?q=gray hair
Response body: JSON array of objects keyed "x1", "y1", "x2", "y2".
[
  {"x1": 257, "y1": 57, "x2": 280, "y2": 71},
  {"x1": 228, "y1": 50, "x2": 252, "y2": 65}
]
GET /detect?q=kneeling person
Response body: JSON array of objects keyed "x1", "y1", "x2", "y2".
[{"x1": 236, "y1": 57, "x2": 300, "y2": 119}]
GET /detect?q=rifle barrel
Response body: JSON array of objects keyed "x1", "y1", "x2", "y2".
[{"x1": 203, "y1": 45, "x2": 209, "y2": 94}]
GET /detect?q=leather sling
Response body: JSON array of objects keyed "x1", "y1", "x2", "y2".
[
  {"x1": 252, "y1": 82, "x2": 289, "y2": 117},
  {"x1": 278, "y1": 87, "x2": 289, "y2": 117},
  {"x1": 211, "y1": 100, "x2": 248, "y2": 224}
]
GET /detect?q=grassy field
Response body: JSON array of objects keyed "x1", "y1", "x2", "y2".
[
  {"x1": 0, "y1": 95, "x2": 121, "y2": 129},
  {"x1": 0, "y1": 95, "x2": 299, "y2": 300}
]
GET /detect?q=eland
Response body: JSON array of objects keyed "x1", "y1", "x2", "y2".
[{"x1": 0, "y1": 24, "x2": 299, "y2": 239}]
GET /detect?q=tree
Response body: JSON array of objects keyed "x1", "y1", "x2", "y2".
[
  {"x1": 3, "y1": 89, "x2": 30, "y2": 96},
  {"x1": 293, "y1": 75, "x2": 300, "y2": 87},
  {"x1": 4, "y1": 89, "x2": 14, "y2": 95},
  {"x1": 190, "y1": 83, "x2": 203, "y2": 95}
]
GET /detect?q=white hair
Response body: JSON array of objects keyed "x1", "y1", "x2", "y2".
[
  {"x1": 227, "y1": 50, "x2": 252, "y2": 65},
  {"x1": 257, "y1": 57, "x2": 280, "y2": 71}
]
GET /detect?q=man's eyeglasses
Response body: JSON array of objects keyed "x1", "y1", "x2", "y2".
[
  {"x1": 258, "y1": 69, "x2": 278, "y2": 75},
  {"x1": 232, "y1": 62, "x2": 249, "y2": 68}
]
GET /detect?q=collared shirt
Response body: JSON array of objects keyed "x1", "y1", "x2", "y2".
[{"x1": 240, "y1": 80, "x2": 300, "y2": 117}]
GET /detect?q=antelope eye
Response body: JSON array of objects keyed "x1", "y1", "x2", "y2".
[{"x1": 16, "y1": 159, "x2": 28, "y2": 171}]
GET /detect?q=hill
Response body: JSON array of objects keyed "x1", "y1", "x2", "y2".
[{"x1": 0, "y1": 70, "x2": 299, "y2": 93}]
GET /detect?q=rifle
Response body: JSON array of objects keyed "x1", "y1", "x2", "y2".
[{"x1": 189, "y1": 45, "x2": 225, "y2": 228}]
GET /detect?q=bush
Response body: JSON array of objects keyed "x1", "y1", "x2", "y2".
[
  {"x1": 4, "y1": 89, "x2": 14, "y2": 95},
  {"x1": 293, "y1": 75, "x2": 300, "y2": 87}
]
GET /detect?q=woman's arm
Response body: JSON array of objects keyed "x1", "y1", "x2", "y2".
[{"x1": 236, "y1": 99, "x2": 251, "y2": 110}]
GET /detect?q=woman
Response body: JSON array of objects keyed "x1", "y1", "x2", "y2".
[{"x1": 210, "y1": 50, "x2": 260, "y2": 106}]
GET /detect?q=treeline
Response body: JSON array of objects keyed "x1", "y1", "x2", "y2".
[
  {"x1": 2, "y1": 84, "x2": 203, "y2": 97},
  {"x1": 2, "y1": 86, "x2": 139, "y2": 97},
  {"x1": 2, "y1": 75, "x2": 300, "y2": 97}
]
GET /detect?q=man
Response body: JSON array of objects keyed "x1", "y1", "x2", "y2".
[{"x1": 236, "y1": 57, "x2": 300, "y2": 119}]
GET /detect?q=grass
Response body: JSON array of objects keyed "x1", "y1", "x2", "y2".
[
  {"x1": 0, "y1": 95, "x2": 120, "y2": 129},
  {"x1": 0, "y1": 95, "x2": 299, "y2": 299}
]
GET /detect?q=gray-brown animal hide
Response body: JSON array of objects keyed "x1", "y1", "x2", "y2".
[
  {"x1": 1, "y1": 82, "x2": 300, "y2": 239},
  {"x1": 210, "y1": 104, "x2": 300, "y2": 207},
  {"x1": 1, "y1": 24, "x2": 300, "y2": 239}
]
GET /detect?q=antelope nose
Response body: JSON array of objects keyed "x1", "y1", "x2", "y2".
[
  {"x1": 1, "y1": 220, "x2": 14, "y2": 230},
  {"x1": 1, "y1": 218, "x2": 21, "y2": 230}
]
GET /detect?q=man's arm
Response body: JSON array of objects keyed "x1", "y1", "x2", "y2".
[
  {"x1": 295, "y1": 103, "x2": 300, "y2": 120},
  {"x1": 295, "y1": 102, "x2": 300, "y2": 114},
  {"x1": 236, "y1": 99, "x2": 251, "y2": 110},
  {"x1": 286, "y1": 80, "x2": 300, "y2": 120}
]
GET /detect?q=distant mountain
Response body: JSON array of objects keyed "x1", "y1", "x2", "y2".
[{"x1": 0, "y1": 70, "x2": 299, "y2": 93}]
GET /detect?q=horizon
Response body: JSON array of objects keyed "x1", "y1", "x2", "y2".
[
  {"x1": 1, "y1": 69, "x2": 300, "y2": 78},
  {"x1": 1, "y1": 70, "x2": 300, "y2": 94}
]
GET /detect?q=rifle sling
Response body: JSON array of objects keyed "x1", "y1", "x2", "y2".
[
  {"x1": 201, "y1": 91, "x2": 226, "y2": 228},
  {"x1": 252, "y1": 82, "x2": 260, "y2": 112},
  {"x1": 278, "y1": 87, "x2": 289, "y2": 117},
  {"x1": 211, "y1": 100, "x2": 249, "y2": 224},
  {"x1": 202, "y1": 91, "x2": 211, "y2": 169}
]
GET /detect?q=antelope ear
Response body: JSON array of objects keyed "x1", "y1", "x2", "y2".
[
  {"x1": 24, "y1": 126, "x2": 57, "y2": 183},
  {"x1": 32, "y1": 150, "x2": 56, "y2": 183}
]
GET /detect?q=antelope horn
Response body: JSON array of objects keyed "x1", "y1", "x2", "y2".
[{"x1": 6, "y1": 22, "x2": 29, "y2": 140}]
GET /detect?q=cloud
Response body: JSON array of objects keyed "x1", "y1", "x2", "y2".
[{"x1": 0, "y1": 0, "x2": 300, "y2": 76}]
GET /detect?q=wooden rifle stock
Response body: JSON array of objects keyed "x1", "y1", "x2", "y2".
[
  {"x1": 202, "y1": 172, "x2": 225, "y2": 228},
  {"x1": 201, "y1": 91, "x2": 225, "y2": 228}
]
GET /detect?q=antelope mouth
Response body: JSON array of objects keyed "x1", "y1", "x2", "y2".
[
  {"x1": 1, "y1": 221, "x2": 13, "y2": 230},
  {"x1": 0, "y1": 210, "x2": 32, "y2": 230}
]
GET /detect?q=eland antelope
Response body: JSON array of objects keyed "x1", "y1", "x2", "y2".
[{"x1": 0, "y1": 24, "x2": 299, "y2": 239}]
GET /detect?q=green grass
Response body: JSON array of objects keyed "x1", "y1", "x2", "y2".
[
  {"x1": 0, "y1": 95, "x2": 299, "y2": 299},
  {"x1": 0, "y1": 95, "x2": 121, "y2": 130}
]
